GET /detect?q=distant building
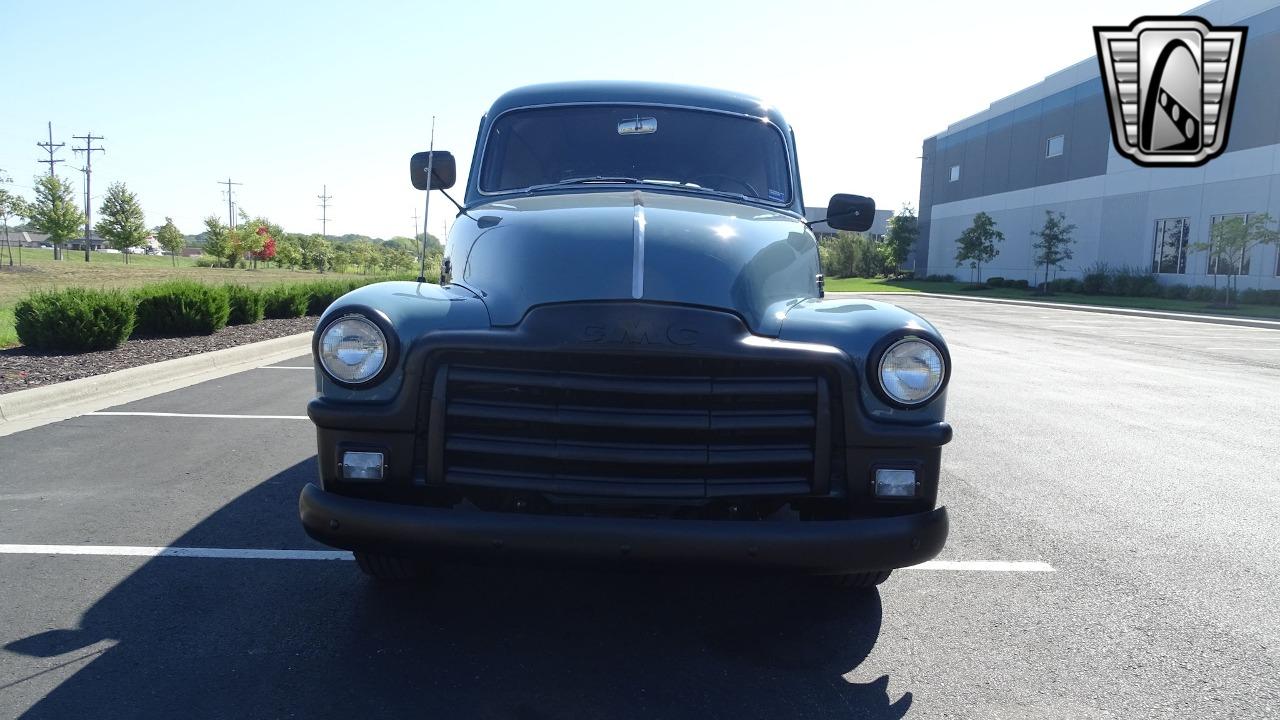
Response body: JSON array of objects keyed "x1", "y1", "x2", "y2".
[
  {"x1": 917, "y1": 0, "x2": 1280, "y2": 290},
  {"x1": 804, "y1": 207, "x2": 893, "y2": 240}
]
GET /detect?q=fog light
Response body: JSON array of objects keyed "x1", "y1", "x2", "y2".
[
  {"x1": 874, "y1": 468, "x2": 916, "y2": 497},
  {"x1": 342, "y1": 451, "x2": 384, "y2": 481}
]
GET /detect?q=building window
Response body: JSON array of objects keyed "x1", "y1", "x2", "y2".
[
  {"x1": 1152, "y1": 218, "x2": 1190, "y2": 274},
  {"x1": 1209, "y1": 214, "x2": 1254, "y2": 276},
  {"x1": 949, "y1": 165, "x2": 960, "y2": 182},
  {"x1": 1046, "y1": 134, "x2": 1065, "y2": 158}
]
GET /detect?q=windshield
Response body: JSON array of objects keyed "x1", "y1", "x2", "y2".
[{"x1": 478, "y1": 105, "x2": 793, "y2": 203}]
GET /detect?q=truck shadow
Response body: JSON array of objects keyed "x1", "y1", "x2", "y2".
[{"x1": 6, "y1": 458, "x2": 911, "y2": 719}]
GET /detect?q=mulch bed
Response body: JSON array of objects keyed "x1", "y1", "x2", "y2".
[{"x1": 0, "y1": 316, "x2": 317, "y2": 395}]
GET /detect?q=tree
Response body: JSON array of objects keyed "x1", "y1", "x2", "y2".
[
  {"x1": 954, "y1": 211, "x2": 1004, "y2": 284},
  {"x1": 883, "y1": 205, "x2": 918, "y2": 271},
  {"x1": 27, "y1": 175, "x2": 85, "y2": 259},
  {"x1": 275, "y1": 234, "x2": 303, "y2": 268},
  {"x1": 202, "y1": 216, "x2": 231, "y2": 266},
  {"x1": 1031, "y1": 210, "x2": 1076, "y2": 293},
  {"x1": 95, "y1": 182, "x2": 148, "y2": 264},
  {"x1": 299, "y1": 233, "x2": 332, "y2": 272},
  {"x1": 0, "y1": 170, "x2": 28, "y2": 267},
  {"x1": 156, "y1": 217, "x2": 184, "y2": 266},
  {"x1": 1190, "y1": 213, "x2": 1279, "y2": 307}
]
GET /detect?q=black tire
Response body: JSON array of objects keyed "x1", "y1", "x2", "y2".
[
  {"x1": 825, "y1": 570, "x2": 892, "y2": 589},
  {"x1": 354, "y1": 551, "x2": 431, "y2": 581}
]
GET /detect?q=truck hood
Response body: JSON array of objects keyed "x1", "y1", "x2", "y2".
[{"x1": 448, "y1": 190, "x2": 819, "y2": 336}]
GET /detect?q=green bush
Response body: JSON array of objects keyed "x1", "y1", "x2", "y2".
[
  {"x1": 134, "y1": 281, "x2": 231, "y2": 336},
  {"x1": 924, "y1": 274, "x2": 956, "y2": 283},
  {"x1": 1047, "y1": 278, "x2": 1083, "y2": 293},
  {"x1": 226, "y1": 285, "x2": 265, "y2": 325},
  {"x1": 1239, "y1": 288, "x2": 1280, "y2": 306},
  {"x1": 263, "y1": 285, "x2": 309, "y2": 319},
  {"x1": 1010, "y1": 279, "x2": 1030, "y2": 290},
  {"x1": 1187, "y1": 285, "x2": 1216, "y2": 302},
  {"x1": 1162, "y1": 284, "x2": 1190, "y2": 300},
  {"x1": 14, "y1": 288, "x2": 137, "y2": 352},
  {"x1": 193, "y1": 256, "x2": 222, "y2": 268},
  {"x1": 986, "y1": 276, "x2": 1006, "y2": 287},
  {"x1": 304, "y1": 280, "x2": 354, "y2": 316}
]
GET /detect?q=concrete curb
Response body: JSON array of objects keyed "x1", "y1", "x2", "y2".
[
  {"x1": 0, "y1": 332, "x2": 313, "y2": 437},
  {"x1": 831, "y1": 292, "x2": 1280, "y2": 330}
]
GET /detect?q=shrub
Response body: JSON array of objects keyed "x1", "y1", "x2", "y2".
[
  {"x1": 1047, "y1": 278, "x2": 1082, "y2": 293},
  {"x1": 14, "y1": 288, "x2": 137, "y2": 352},
  {"x1": 226, "y1": 285, "x2": 265, "y2": 325},
  {"x1": 923, "y1": 274, "x2": 956, "y2": 283},
  {"x1": 134, "y1": 281, "x2": 231, "y2": 336},
  {"x1": 986, "y1": 277, "x2": 1006, "y2": 287},
  {"x1": 263, "y1": 285, "x2": 309, "y2": 319},
  {"x1": 1162, "y1": 284, "x2": 1190, "y2": 300},
  {"x1": 1010, "y1": 279, "x2": 1030, "y2": 290},
  {"x1": 1187, "y1": 285, "x2": 1216, "y2": 302},
  {"x1": 193, "y1": 256, "x2": 221, "y2": 268},
  {"x1": 1239, "y1": 288, "x2": 1280, "y2": 306},
  {"x1": 304, "y1": 280, "x2": 354, "y2": 316}
]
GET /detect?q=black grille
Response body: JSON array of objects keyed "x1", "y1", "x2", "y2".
[{"x1": 421, "y1": 352, "x2": 832, "y2": 499}]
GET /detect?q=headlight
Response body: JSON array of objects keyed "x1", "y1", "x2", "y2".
[
  {"x1": 318, "y1": 314, "x2": 388, "y2": 384},
  {"x1": 877, "y1": 337, "x2": 945, "y2": 406}
]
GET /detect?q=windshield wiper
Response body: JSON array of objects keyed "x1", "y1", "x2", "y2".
[
  {"x1": 525, "y1": 176, "x2": 642, "y2": 193},
  {"x1": 669, "y1": 183, "x2": 754, "y2": 204}
]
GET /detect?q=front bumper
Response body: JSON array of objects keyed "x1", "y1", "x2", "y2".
[{"x1": 299, "y1": 483, "x2": 949, "y2": 574}]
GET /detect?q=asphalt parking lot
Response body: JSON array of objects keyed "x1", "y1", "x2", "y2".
[{"x1": 1, "y1": 296, "x2": 1277, "y2": 719}]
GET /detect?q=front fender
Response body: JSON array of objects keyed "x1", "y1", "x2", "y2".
[
  {"x1": 777, "y1": 297, "x2": 949, "y2": 423},
  {"x1": 312, "y1": 281, "x2": 491, "y2": 404}
]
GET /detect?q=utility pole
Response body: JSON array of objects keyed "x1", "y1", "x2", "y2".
[
  {"x1": 218, "y1": 178, "x2": 242, "y2": 229},
  {"x1": 37, "y1": 122, "x2": 65, "y2": 177},
  {"x1": 37, "y1": 122, "x2": 66, "y2": 258},
  {"x1": 413, "y1": 208, "x2": 419, "y2": 242},
  {"x1": 317, "y1": 185, "x2": 333, "y2": 239},
  {"x1": 72, "y1": 133, "x2": 105, "y2": 262}
]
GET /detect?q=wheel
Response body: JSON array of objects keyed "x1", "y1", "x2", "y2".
[
  {"x1": 353, "y1": 551, "x2": 431, "y2": 581},
  {"x1": 824, "y1": 570, "x2": 892, "y2": 589}
]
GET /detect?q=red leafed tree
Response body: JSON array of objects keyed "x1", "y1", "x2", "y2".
[{"x1": 253, "y1": 226, "x2": 277, "y2": 266}]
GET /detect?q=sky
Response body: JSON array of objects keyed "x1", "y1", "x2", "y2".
[{"x1": 1, "y1": 0, "x2": 1191, "y2": 241}]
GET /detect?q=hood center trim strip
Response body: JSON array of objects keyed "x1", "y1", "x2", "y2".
[{"x1": 631, "y1": 192, "x2": 646, "y2": 299}]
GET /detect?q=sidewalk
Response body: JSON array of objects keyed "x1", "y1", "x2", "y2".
[{"x1": 832, "y1": 291, "x2": 1280, "y2": 330}]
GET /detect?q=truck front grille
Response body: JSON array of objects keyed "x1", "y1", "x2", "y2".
[{"x1": 420, "y1": 352, "x2": 832, "y2": 499}]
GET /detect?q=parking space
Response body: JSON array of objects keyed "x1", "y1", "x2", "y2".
[{"x1": 1, "y1": 303, "x2": 1277, "y2": 718}]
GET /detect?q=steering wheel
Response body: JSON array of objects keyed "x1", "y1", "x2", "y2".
[{"x1": 687, "y1": 174, "x2": 759, "y2": 198}]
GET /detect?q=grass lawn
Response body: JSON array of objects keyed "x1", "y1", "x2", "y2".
[
  {"x1": 0, "y1": 249, "x2": 363, "y2": 347},
  {"x1": 824, "y1": 276, "x2": 1280, "y2": 320}
]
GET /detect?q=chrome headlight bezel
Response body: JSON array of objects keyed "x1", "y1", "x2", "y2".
[
  {"x1": 870, "y1": 334, "x2": 949, "y2": 408},
  {"x1": 315, "y1": 308, "x2": 398, "y2": 388}
]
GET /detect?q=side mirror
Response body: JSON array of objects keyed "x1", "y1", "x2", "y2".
[
  {"x1": 823, "y1": 194, "x2": 875, "y2": 232},
  {"x1": 409, "y1": 151, "x2": 457, "y2": 191}
]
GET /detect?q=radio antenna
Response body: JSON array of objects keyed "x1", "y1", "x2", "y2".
[{"x1": 417, "y1": 116, "x2": 436, "y2": 283}]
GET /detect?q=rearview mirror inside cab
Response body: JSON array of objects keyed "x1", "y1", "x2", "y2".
[
  {"x1": 824, "y1": 194, "x2": 875, "y2": 232},
  {"x1": 409, "y1": 151, "x2": 457, "y2": 190}
]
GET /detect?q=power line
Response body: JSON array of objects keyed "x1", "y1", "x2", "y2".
[
  {"x1": 218, "y1": 177, "x2": 242, "y2": 229},
  {"x1": 37, "y1": 122, "x2": 65, "y2": 177},
  {"x1": 317, "y1": 185, "x2": 333, "y2": 239},
  {"x1": 72, "y1": 133, "x2": 105, "y2": 262}
]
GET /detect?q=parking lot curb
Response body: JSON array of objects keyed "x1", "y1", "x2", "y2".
[
  {"x1": 835, "y1": 292, "x2": 1280, "y2": 330},
  {"x1": 0, "y1": 332, "x2": 313, "y2": 437}
]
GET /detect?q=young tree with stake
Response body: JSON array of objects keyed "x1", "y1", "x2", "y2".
[
  {"x1": 27, "y1": 175, "x2": 85, "y2": 259},
  {"x1": 1190, "y1": 214, "x2": 1279, "y2": 307},
  {"x1": 1031, "y1": 210, "x2": 1076, "y2": 294},
  {"x1": 95, "y1": 182, "x2": 148, "y2": 263},
  {"x1": 954, "y1": 211, "x2": 1004, "y2": 284},
  {"x1": 157, "y1": 217, "x2": 184, "y2": 266}
]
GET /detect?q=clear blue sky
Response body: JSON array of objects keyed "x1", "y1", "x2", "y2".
[{"x1": 1, "y1": 0, "x2": 1187, "y2": 240}]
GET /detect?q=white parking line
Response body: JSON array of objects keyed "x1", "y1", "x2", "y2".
[
  {"x1": 87, "y1": 412, "x2": 309, "y2": 420},
  {"x1": 0, "y1": 544, "x2": 1056, "y2": 571}
]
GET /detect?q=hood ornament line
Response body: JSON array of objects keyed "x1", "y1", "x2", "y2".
[{"x1": 632, "y1": 191, "x2": 646, "y2": 299}]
